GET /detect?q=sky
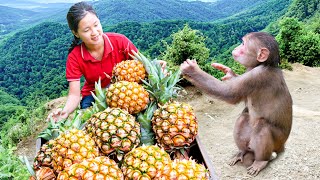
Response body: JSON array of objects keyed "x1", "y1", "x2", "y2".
[
  {"x1": 28, "y1": 0, "x2": 93, "y2": 3},
  {"x1": 28, "y1": 0, "x2": 217, "y2": 3}
]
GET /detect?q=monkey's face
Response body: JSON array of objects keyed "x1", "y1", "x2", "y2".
[{"x1": 232, "y1": 38, "x2": 259, "y2": 68}]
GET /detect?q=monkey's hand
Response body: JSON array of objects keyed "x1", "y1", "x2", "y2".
[
  {"x1": 212, "y1": 63, "x2": 237, "y2": 81},
  {"x1": 180, "y1": 59, "x2": 202, "y2": 81}
]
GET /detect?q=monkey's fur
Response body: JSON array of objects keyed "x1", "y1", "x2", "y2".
[{"x1": 180, "y1": 32, "x2": 292, "y2": 176}]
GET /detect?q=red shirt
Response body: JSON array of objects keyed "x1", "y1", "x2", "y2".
[{"x1": 66, "y1": 32, "x2": 138, "y2": 97}]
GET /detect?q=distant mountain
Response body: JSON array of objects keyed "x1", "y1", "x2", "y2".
[
  {"x1": 0, "y1": 0, "x2": 267, "y2": 38},
  {"x1": 0, "y1": 0, "x2": 72, "y2": 10},
  {"x1": 0, "y1": 5, "x2": 36, "y2": 24},
  {"x1": 91, "y1": 0, "x2": 266, "y2": 25},
  {"x1": 0, "y1": 1, "x2": 72, "y2": 38}
]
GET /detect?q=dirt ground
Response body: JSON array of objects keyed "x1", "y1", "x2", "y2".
[{"x1": 16, "y1": 63, "x2": 320, "y2": 179}]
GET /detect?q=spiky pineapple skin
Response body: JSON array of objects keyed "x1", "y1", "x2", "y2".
[
  {"x1": 155, "y1": 159, "x2": 209, "y2": 180},
  {"x1": 50, "y1": 129, "x2": 100, "y2": 174},
  {"x1": 152, "y1": 102, "x2": 198, "y2": 150},
  {"x1": 85, "y1": 107, "x2": 141, "y2": 156},
  {"x1": 121, "y1": 145, "x2": 172, "y2": 180},
  {"x1": 113, "y1": 60, "x2": 146, "y2": 83},
  {"x1": 106, "y1": 81, "x2": 149, "y2": 114},
  {"x1": 57, "y1": 156, "x2": 124, "y2": 180},
  {"x1": 33, "y1": 143, "x2": 53, "y2": 170}
]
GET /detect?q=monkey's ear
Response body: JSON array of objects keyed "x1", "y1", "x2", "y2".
[{"x1": 257, "y1": 48, "x2": 270, "y2": 62}]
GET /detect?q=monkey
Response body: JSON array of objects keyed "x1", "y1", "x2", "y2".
[{"x1": 180, "y1": 32, "x2": 292, "y2": 176}]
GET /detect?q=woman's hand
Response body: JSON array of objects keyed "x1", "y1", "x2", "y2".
[
  {"x1": 46, "y1": 108, "x2": 69, "y2": 122},
  {"x1": 211, "y1": 63, "x2": 237, "y2": 81}
]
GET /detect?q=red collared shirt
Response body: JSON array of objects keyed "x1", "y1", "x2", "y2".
[{"x1": 66, "y1": 32, "x2": 138, "y2": 97}]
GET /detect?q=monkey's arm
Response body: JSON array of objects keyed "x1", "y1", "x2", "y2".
[
  {"x1": 181, "y1": 59, "x2": 245, "y2": 104},
  {"x1": 211, "y1": 63, "x2": 238, "y2": 81}
]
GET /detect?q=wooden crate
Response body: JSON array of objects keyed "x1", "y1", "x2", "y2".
[
  {"x1": 36, "y1": 135, "x2": 218, "y2": 179},
  {"x1": 192, "y1": 136, "x2": 218, "y2": 180}
]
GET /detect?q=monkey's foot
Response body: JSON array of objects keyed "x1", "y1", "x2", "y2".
[
  {"x1": 228, "y1": 151, "x2": 245, "y2": 166},
  {"x1": 247, "y1": 160, "x2": 268, "y2": 176}
]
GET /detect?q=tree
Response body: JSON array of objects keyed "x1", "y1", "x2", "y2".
[
  {"x1": 276, "y1": 17, "x2": 320, "y2": 66},
  {"x1": 161, "y1": 24, "x2": 210, "y2": 68},
  {"x1": 276, "y1": 18, "x2": 303, "y2": 63}
]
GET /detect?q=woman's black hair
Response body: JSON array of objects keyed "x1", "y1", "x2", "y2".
[{"x1": 66, "y1": 1, "x2": 97, "y2": 54}]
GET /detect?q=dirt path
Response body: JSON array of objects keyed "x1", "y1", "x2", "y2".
[
  {"x1": 16, "y1": 63, "x2": 320, "y2": 179},
  {"x1": 178, "y1": 63, "x2": 320, "y2": 179}
]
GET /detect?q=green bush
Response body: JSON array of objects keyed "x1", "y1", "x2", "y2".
[
  {"x1": 0, "y1": 104, "x2": 46, "y2": 148},
  {"x1": 161, "y1": 24, "x2": 210, "y2": 69},
  {"x1": 276, "y1": 17, "x2": 320, "y2": 67},
  {"x1": 0, "y1": 143, "x2": 29, "y2": 180}
]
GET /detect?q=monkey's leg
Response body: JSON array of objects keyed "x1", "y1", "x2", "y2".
[
  {"x1": 247, "y1": 124, "x2": 274, "y2": 176},
  {"x1": 229, "y1": 151, "x2": 247, "y2": 166},
  {"x1": 230, "y1": 110, "x2": 252, "y2": 166}
]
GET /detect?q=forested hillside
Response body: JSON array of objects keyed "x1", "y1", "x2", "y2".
[{"x1": 93, "y1": 0, "x2": 267, "y2": 25}]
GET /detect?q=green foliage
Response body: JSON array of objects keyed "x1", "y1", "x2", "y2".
[
  {"x1": 276, "y1": 17, "x2": 320, "y2": 66},
  {"x1": 290, "y1": 32, "x2": 320, "y2": 66},
  {"x1": 0, "y1": 143, "x2": 29, "y2": 179},
  {"x1": 161, "y1": 24, "x2": 210, "y2": 67},
  {"x1": 284, "y1": 0, "x2": 319, "y2": 20},
  {"x1": 95, "y1": 0, "x2": 267, "y2": 26},
  {"x1": 0, "y1": 90, "x2": 24, "y2": 128},
  {"x1": 0, "y1": 90, "x2": 21, "y2": 105},
  {"x1": 0, "y1": 103, "x2": 46, "y2": 148},
  {"x1": 279, "y1": 59, "x2": 293, "y2": 70},
  {"x1": 0, "y1": 22, "x2": 70, "y2": 104}
]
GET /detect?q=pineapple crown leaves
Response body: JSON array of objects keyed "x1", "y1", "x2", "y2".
[
  {"x1": 137, "y1": 101, "x2": 157, "y2": 146},
  {"x1": 37, "y1": 118, "x2": 65, "y2": 140},
  {"x1": 91, "y1": 77, "x2": 108, "y2": 111},
  {"x1": 37, "y1": 109, "x2": 86, "y2": 140},
  {"x1": 130, "y1": 50, "x2": 183, "y2": 105},
  {"x1": 137, "y1": 101, "x2": 157, "y2": 130},
  {"x1": 19, "y1": 155, "x2": 36, "y2": 178},
  {"x1": 130, "y1": 50, "x2": 160, "y2": 82}
]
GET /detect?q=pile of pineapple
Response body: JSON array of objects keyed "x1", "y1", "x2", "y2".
[{"x1": 28, "y1": 51, "x2": 210, "y2": 180}]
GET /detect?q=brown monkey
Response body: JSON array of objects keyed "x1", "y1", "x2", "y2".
[{"x1": 180, "y1": 32, "x2": 292, "y2": 176}]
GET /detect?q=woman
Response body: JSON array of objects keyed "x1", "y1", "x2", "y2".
[{"x1": 48, "y1": 1, "x2": 138, "y2": 121}]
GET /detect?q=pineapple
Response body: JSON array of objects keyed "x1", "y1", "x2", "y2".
[
  {"x1": 57, "y1": 156, "x2": 124, "y2": 180},
  {"x1": 34, "y1": 117, "x2": 71, "y2": 171},
  {"x1": 121, "y1": 145, "x2": 172, "y2": 180},
  {"x1": 113, "y1": 59, "x2": 146, "y2": 83},
  {"x1": 85, "y1": 107, "x2": 141, "y2": 160},
  {"x1": 106, "y1": 81, "x2": 149, "y2": 114},
  {"x1": 130, "y1": 51, "x2": 198, "y2": 157},
  {"x1": 36, "y1": 110, "x2": 100, "y2": 174},
  {"x1": 130, "y1": 51, "x2": 184, "y2": 146},
  {"x1": 155, "y1": 159, "x2": 210, "y2": 180},
  {"x1": 33, "y1": 143, "x2": 53, "y2": 170},
  {"x1": 29, "y1": 167, "x2": 56, "y2": 180},
  {"x1": 152, "y1": 102, "x2": 198, "y2": 151},
  {"x1": 50, "y1": 129, "x2": 100, "y2": 174}
]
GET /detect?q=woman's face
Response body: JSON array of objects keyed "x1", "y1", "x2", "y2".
[{"x1": 74, "y1": 12, "x2": 103, "y2": 47}]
